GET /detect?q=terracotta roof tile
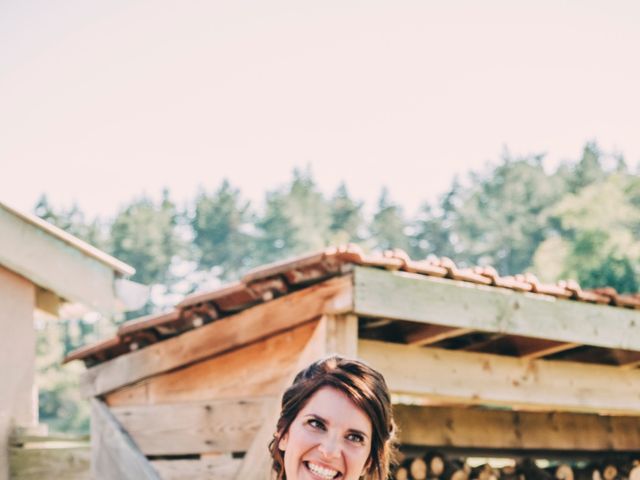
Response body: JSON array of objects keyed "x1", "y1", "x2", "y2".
[
  {"x1": 480, "y1": 267, "x2": 533, "y2": 291},
  {"x1": 437, "y1": 257, "x2": 492, "y2": 285},
  {"x1": 178, "y1": 282, "x2": 252, "y2": 309},
  {"x1": 64, "y1": 244, "x2": 640, "y2": 366},
  {"x1": 513, "y1": 273, "x2": 573, "y2": 298},
  {"x1": 591, "y1": 287, "x2": 640, "y2": 308},
  {"x1": 117, "y1": 310, "x2": 181, "y2": 336},
  {"x1": 558, "y1": 280, "x2": 611, "y2": 304},
  {"x1": 246, "y1": 277, "x2": 288, "y2": 301},
  {"x1": 63, "y1": 336, "x2": 125, "y2": 365}
]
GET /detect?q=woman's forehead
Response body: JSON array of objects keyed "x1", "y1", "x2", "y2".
[{"x1": 299, "y1": 386, "x2": 372, "y2": 434}]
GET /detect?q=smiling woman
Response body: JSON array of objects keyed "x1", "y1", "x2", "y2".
[{"x1": 269, "y1": 356, "x2": 398, "y2": 480}]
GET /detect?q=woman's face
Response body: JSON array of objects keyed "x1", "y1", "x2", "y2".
[{"x1": 278, "y1": 386, "x2": 373, "y2": 480}]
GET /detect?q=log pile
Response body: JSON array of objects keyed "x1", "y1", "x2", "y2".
[{"x1": 392, "y1": 453, "x2": 640, "y2": 480}]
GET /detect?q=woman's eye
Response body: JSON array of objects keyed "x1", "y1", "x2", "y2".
[
  {"x1": 308, "y1": 419, "x2": 325, "y2": 430},
  {"x1": 346, "y1": 433, "x2": 365, "y2": 444}
]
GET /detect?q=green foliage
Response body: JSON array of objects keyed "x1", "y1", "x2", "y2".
[
  {"x1": 369, "y1": 188, "x2": 410, "y2": 252},
  {"x1": 410, "y1": 179, "x2": 462, "y2": 260},
  {"x1": 533, "y1": 174, "x2": 640, "y2": 292},
  {"x1": 109, "y1": 190, "x2": 183, "y2": 286},
  {"x1": 413, "y1": 155, "x2": 564, "y2": 273},
  {"x1": 328, "y1": 183, "x2": 364, "y2": 244},
  {"x1": 564, "y1": 141, "x2": 608, "y2": 193},
  {"x1": 36, "y1": 316, "x2": 109, "y2": 435},
  {"x1": 578, "y1": 253, "x2": 638, "y2": 293},
  {"x1": 191, "y1": 180, "x2": 255, "y2": 280},
  {"x1": 255, "y1": 168, "x2": 332, "y2": 262}
]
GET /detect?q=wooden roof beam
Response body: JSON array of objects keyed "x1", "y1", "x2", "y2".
[
  {"x1": 359, "y1": 339, "x2": 640, "y2": 415},
  {"x1": 354, "y1": 266, "x2": 640, "y2": 352}
]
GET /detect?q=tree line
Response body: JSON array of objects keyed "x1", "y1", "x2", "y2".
[{"x1": 36, "y1": 142, "x2": 640, "y2": 302}]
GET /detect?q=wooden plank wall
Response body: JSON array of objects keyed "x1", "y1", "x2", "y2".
[
  {"x1": 105, "y1": 320, "x2": 319, "y2": 408},
  {"x1": 151, "y1": 455, "x2": 241, "y2": 480}
]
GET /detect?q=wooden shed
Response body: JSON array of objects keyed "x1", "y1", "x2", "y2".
[
  {"x1": 0, "y1": 200, "x2": 140, "y2": 480},
  {"x1": 65, "y1": 245, "x2": 640, "y2": 479}
]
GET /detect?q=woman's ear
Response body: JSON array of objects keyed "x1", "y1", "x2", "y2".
[{"x1": 278, "y1": 432, "x2": 288, "y2": 451}]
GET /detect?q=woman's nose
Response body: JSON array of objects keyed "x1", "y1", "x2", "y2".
[{"x1": 318, "y1": 434, "x2": 340, "y2": 458}]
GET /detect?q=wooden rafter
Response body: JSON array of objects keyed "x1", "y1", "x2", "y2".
[
  {"x1": 405, "y1": 324, "x2": 473, "y2": 346},
  {"x1": 553, "y1": 346, "x2": 640, "y2": 369},
  {"x1": 462, "y1": 335, "x2": 580, "y2": 360}
]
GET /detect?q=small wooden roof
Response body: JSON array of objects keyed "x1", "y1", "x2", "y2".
[
  {"x1": 0, "y1": 200, "x2": 135, "y2": 314},
  {"x1": 65, "y1": 244, "x2": 640, "y2": 366}
]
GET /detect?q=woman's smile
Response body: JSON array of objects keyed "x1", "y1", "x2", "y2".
[
  {"x1": 278, "y1": 386, "x2": 373, "y2": 480},
  {"x1": 304, "y1": 461, "x2": 340, "y2": 479}
]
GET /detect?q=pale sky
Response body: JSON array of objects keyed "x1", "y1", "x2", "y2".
[{"x1": 1, "y1": 0, "x2": 639, "y2": 219}]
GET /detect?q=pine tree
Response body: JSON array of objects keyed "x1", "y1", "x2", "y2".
[
  {"x1": 369, "y1": 188, "x2": 410, "y2": 252},
  {"x1": 191, "y1": 180, "x2": 255, "y2": 280},
  {"x1": 255, "y1": 168, "x2": 332, "y2": 262},
  {"x1": 328, "y1": 183, "x2": 364, "y2": 244}
]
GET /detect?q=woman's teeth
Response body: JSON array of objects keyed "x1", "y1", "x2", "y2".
[{"x1": 306, "y1": 462, "x2": 339, "y2": 479}]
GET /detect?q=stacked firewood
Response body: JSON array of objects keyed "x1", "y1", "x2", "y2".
[{"x1": 392, "y1": 453, "x2": 640, "y2": 480}]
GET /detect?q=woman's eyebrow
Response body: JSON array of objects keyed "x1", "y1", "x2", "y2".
[
  {"x1": 303, "y1": 414, "x2": 370, "y2": 439},
  {"x1": 303, "y1": 413, "x2": 327, "y2": 422}
]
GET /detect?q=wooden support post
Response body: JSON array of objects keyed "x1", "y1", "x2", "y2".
[
  {"x1": 325, "y1": 314, "x2": 358, "y2": 357},
  {"x1": 90, "y1": 399, "x2": 159, "y2": 480}
]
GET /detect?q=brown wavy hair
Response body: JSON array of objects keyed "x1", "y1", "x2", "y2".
[{"x1": 269, "y1": 355, "x2": 397, "y2": 480}]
